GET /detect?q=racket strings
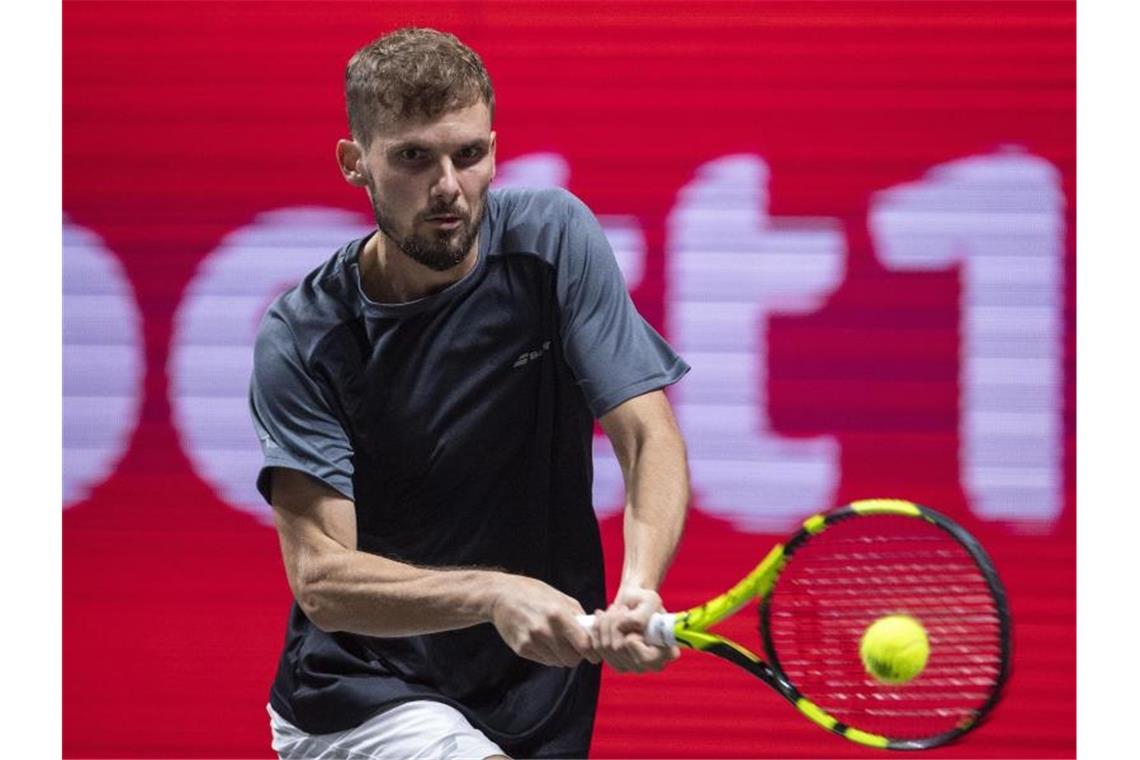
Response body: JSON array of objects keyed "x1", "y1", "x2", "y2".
[{"x1": 765, "y1": 516, "x2": 1003, "y2": 739}]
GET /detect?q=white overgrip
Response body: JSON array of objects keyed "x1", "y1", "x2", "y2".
[{"x1": 575, "y1": 612, "x2": 677, "y2": 647}]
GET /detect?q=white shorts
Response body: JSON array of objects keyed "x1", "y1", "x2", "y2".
[{"x1": 268, "y1": 701, "x2": 506, "y2": 759}]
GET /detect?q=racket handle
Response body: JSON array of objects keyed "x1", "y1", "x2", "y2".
[{"x1": 575, "y1": 612, "x2": 677, "y2": 647}]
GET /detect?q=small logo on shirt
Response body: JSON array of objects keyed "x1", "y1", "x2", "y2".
[{"x1": 513, "y1": 340, "x2": 551, "y2": 368}]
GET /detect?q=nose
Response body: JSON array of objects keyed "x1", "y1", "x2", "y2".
[{"x1": 431, "y1": 158, "x2": 460, "y2": 204}]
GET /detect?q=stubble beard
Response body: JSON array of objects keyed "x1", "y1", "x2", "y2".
[{"x1": 371, "y1": 193, "x2": 486, "y2": 273}]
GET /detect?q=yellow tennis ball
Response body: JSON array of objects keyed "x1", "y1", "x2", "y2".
[{"x1": 859, "y1": 614, "x2": 929, "y2": 685}]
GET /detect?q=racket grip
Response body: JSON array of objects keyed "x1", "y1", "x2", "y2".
[{"x1": 575, "y1": 612, "x2": 677, "y2": 647}]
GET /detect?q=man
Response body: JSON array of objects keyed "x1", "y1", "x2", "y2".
[{"x1": 250, "y1": 27, "x2": 690, "y2": 759}]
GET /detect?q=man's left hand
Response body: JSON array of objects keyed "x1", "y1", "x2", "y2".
[{"x1": 588, "y1": 586, "x2": 680, "y2": 673}]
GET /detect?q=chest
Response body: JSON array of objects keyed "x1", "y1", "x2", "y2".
[{"x1": 321, "y1": 255, "x2": 564, "y2": 467}]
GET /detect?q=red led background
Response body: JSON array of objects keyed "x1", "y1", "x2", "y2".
[{"x1": 63, "y1": 2, "x2": 1075, "y2": 757}]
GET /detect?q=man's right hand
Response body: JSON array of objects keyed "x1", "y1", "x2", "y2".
[{"x1": 488, "y1": 574, "x2": 600, "y2": 668}]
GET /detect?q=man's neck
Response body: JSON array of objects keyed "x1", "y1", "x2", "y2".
[{"x1": 360, "y1": 232, "x2": 479, "y2": 304}]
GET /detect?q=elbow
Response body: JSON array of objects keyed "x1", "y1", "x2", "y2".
[
  {"x1": 297, "y1": 588, "x2": 338, "y2": 633},
  {"x1": 293, "y1": 556, "x2": 343, "y2": 633}
]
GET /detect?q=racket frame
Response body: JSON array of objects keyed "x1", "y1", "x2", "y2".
[{"x1": 667, "y1": 499, "x2": 1012, "y2": 751}]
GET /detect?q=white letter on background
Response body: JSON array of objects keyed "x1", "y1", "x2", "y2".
[
  {"x1": 667, "y1": 156, "x2": 845, "y2": 532},
  {"x1": 63, "y1": 217, "x2": 145, "y2": 507},
  {"x1": 168, "y1": 208, "x2": 374, "y2": 522},
  {"x1": 869, "y1": 150, "x2": 1066, "y2": 523}
]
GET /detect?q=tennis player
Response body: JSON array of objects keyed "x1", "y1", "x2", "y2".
[{"x1": 250, "y1": 27, "x2": 690, "y2": 758}]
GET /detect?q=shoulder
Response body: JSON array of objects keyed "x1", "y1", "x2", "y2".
[
  {"x1": 255, "y1": 240, "x2": 361, "y2": 364},
  {"x1": 489, "y1": 187, "x2": 601, "y2": 263},
  {"x1": 491, "y1": 186, "x2": 591, "y2": 228}
]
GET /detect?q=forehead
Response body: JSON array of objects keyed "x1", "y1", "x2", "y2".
[{"x1": 370, "y1": 101, "x2": 493, "y2": 149}]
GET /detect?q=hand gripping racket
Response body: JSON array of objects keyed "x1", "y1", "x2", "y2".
[{"x1": 580, "y1": 499, "x2": 1012, "y2": 750}]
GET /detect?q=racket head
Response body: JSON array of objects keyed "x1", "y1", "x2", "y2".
[{"x1": 757, "y1": 500, "x2": 1012, "y2": 750}]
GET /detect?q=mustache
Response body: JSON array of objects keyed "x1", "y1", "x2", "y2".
[{"x1": 419, "y1": 206, "x2": 469, "y2": 221}]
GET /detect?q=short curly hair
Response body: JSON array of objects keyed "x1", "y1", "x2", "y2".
[{"x1": 346, "y1": 27, "x2": 495, "y2": 146}]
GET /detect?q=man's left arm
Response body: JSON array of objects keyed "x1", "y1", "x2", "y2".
[{"x1": 592, "y1": 388, "x2": 690, "y2": 672}]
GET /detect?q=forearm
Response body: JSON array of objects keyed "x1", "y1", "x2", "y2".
[
  {"x1": 296, "y1": 546, "x2": 503, "y2": 636},
  {"x1": 590, "y1": 426, "x2": 688, "y2": 673},
  {"x1": 619, "y1": 431, "x2": 690, "y2": 592}
]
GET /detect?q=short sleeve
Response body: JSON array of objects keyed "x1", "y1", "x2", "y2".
[
  {"x1": 555, "y1": 193, "x2": 690, "y2": 417},
  {"x1": 249, "y1": 309, "x2": 355, "y2": 503}
]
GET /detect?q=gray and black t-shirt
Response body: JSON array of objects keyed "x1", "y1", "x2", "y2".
[{"x1": 249, "y1": 187, "x2": 688, "y2": 752}]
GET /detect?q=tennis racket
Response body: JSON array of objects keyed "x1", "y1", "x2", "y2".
[{"x1": 579, "y1": 499, "x2": 1011, "y2": 750}]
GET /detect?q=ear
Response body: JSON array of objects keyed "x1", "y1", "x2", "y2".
[{"x1": 336, "y1": 139, "x2": 369, "y2": 187}]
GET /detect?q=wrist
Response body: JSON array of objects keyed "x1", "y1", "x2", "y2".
[
  {"x1": 617, "y1": 577, "x2": 658, "y2": 595},
  {"x1": 475, "y1": 570, "x2": 508, "y2": 623},
  {"x1": 614, "y1": 584, "x2": 663, "y2": 608}
]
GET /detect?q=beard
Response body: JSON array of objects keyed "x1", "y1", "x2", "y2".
[{"x1": 370, "y1": 193, "x2": 485, "y2": 273}]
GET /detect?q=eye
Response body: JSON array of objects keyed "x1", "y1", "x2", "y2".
[
  {"x1": 396, "y1": 147, "x2": 428, "y2": 163},
  {"x1": 454, "y1": 145, "x2": 485, "y2": 166}
]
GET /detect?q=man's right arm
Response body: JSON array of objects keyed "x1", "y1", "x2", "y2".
[{"x1": 269, "y1": 467, "x2": 598, "y2": 668}]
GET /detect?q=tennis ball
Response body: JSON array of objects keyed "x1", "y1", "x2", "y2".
[{"x1": 859, "y1": 614, "x2": 929, "y2": 685}]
